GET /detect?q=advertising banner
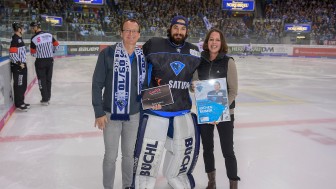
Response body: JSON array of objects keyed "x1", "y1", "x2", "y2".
[
  {"x1": 41, "y1": 15, "x2": 63, "y2": 26},
  {"x1": 284, "y1": 24, "x2": 311, "y2": 33},
  {"x1": 73, "y1": 0, "x2": 104, "y2": 5},
  {"x1": 228, "y1": 46, "x2": 261, "y2": 55},
  {"x1": 258, "y1": 45, "x2": 290, "y2": 56},
  {"x1": 293, "y1": 47, "x2": 336, "y2": 57},
  {"x1": 67, "y1": 45, "x2": 100, "y2": 56},
  {"x1": 222, "y1": 0, "x2": 255, "y2": 11},
  {"x1": 323, "y1": 40, "x2": 336, "y2": 46}
]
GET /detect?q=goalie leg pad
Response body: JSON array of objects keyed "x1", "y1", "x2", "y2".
[
  {"x1": 162, "y1": 113, "x2": 200, "y2": 189},
  {"x1": 133, "y1": 114, "x2": 169, "y2": 189}
]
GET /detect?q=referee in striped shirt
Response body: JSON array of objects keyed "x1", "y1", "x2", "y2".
[
  {"x1": 9, "y1": 22, "x2": 30, "y2": 111},
  {"x1": 30, "y1": 21, "x2": 59, "y2": 105}
]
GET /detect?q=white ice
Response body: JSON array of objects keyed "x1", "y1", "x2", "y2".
[{"x1": 1, "y1": 55, "x2": 336, "y2": 189}]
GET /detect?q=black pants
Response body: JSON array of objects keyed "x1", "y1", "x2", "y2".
[
  {"x1": 11, "y1": 63, "x2": 27, "y2": 107},
  {"x1": 199, "y1": 114, "x2": 240, "y2": 181},
  {"x1": 35, "y1": 58, "x2": 53, "y2": 101}
]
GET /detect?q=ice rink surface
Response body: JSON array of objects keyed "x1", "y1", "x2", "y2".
[{"x1": 1, "y1": 55, "x2": 336, "y2": 189}]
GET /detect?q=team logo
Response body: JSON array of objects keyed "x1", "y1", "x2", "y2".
[
  {"x1": 196, "y1": 83, "x2": 203, "y2": 92},
  {"x1": 115, "y1": 99, "x2": 127, "y2": 111},
  {"x1": 170, "y1": 61, "x2": 185, "y2": 76}
]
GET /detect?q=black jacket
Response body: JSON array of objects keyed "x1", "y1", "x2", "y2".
[{"x1": 196, "y1": 51, "x2": 235, "y2": 109}]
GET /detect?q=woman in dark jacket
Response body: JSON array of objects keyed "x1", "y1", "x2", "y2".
[{"x1": 193, "y1": 28, "x2": 240, "y2": 189}]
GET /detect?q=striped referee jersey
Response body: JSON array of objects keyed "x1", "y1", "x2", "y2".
[
  {"x1": 9, "y1": 34, "x2": 27, "y2": 64},
  {"x1": 30, "y1": 31, "x2": 59, "y2": 58}
]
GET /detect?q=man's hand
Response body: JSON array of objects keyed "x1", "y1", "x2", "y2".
[
  {"x1": 95, "y1": 115, "x2": 108, "y2": 130},
  {"x1": 151, "y1": 104, "x2": 162, "y2": 110}
]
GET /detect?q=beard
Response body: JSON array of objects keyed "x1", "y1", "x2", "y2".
[{"x1": 169, "y1": 33, "x2": 187, "y2": 45}]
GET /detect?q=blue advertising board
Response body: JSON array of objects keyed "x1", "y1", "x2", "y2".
[
  {"x1": 284, "y1": 24, "x2": 311, "y2": 33},
  {"x1": 73, "y1": 0, "x2": 104, "y2": 5},
  {"x1": 41, "y1": 15, "x2": 63, "y2": 26},
  {"x1": 222, "y1": 0, "x2": 255, "y2": 11}
]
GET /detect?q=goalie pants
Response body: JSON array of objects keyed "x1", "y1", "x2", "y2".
[
  {"x1": 133, "y1": 113, "x2": 200, "y2": 189},
  {"x1": 199, "y1": 114, "x2": 240, "y2": 181}
]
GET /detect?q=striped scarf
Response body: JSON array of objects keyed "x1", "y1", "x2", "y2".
[{"x1": 111, "y1": 42, "x2": 146, "y2": 120}]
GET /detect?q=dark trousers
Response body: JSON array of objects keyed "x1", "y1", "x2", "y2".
[
  {"x1": 199, "y1": 114, "x2": 240, "y2": 180},
  {"x1": 11, "y1": 63, "x2": 27, "y2": 107},
  {"x1": 35, "y1": 58, "x2": 53, "y2": 101}
]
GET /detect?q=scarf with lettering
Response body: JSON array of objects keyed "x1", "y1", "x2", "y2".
[{"x1": 111, "y1": 42, "x2": 146, "y2": 120}]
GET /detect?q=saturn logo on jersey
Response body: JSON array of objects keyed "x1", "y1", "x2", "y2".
[{"x1": 170, "y1": 61, "x2": 185, "y2": 76}]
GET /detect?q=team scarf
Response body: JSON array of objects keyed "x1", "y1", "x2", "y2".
[{"x1": 111, "y1": 42, "x2": 146, "y2": 120}]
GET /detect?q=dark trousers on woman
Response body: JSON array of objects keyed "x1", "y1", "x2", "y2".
[
  {"x1": 199, "y1": 114, "x2": 240, "y2": 181},
  {"x1": 35, "y1": 58, "x2": 53, "y2": 102},
  {"x1": 11, "y1": 63, "x2": 27, "y2": 107}
]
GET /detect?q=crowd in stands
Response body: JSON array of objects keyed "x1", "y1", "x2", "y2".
[
  {"x1": 0, "y1": 0, "x2": 335, "y2": 45},
  {"x1": 264, "y1": 0, "x2": 336, "y2": 44}
]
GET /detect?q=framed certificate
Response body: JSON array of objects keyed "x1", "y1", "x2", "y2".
[
  {"x1": 194, "y1": 78, "x2": 230, "y2": 124},
  {"x1": 141, "y1": 84, "x2": 174, "y2": 110}
]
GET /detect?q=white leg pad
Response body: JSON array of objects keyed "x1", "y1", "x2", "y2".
[
  {"x1": 135, "y1": 114, "x2": 169, "y2": 189},
  {"x1": 162, "y1": 113, "x2": 199, "y2": 189}
]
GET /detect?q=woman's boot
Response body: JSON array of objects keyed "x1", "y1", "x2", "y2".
[
  {"x1": 229, "y1": 180, "x2": 238, "y2": 189},
  {"x1": 206, "y1": 170, "x2": 216, "y2": 189}
]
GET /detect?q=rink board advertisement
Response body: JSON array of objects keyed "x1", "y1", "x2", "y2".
[
  {"x1": 67, "y1": 45, "x2": 100, "y2": 55},
  {"x1": 228, "y1": 46, "x2": 261, "y2": 55},
  {"x1": 194, "y1": 78, "x2": 230, "y2": 124},
  {"x1": 323, "y1": 40, "x2": 336, "y2": 46},
  {"x1": 228, "y1": 45, "x2": 289, "y2": 56},
  {"x1": 293, "y1": 47, "x2": 336, "y2": 57}
]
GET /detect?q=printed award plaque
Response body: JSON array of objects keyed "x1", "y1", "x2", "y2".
[
  {"x1": 194, "y1": 78, "x2": 231, "y2": 124},
  {"x1": 141, "y1": 84, "x2": 174, "y2": 109}
]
